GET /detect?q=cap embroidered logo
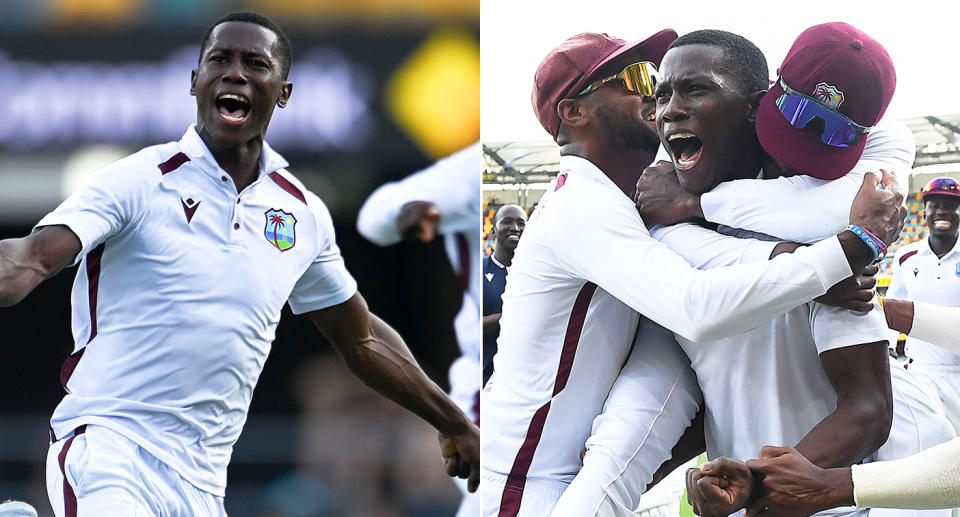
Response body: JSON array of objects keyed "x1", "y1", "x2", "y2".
[{"x1": 812, "y1": 82, "x2": 845, "y2": 109}]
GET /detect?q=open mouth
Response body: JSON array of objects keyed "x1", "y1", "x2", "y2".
[
  {"x1": 667, "y1": 132, "x2": 703, "y2": 171},
  {"x1": 216, "y1": 93, "x2": 251, "y2": 123},
  {"x1": 933, "y1": 219, "x2": 954, "y2": 230}
]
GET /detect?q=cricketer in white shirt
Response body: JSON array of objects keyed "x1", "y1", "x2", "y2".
[
  {"x1": 888, "y1": 234, "x2": 960, "y2": 434},
  {"x1": 558, "y1": 120, "x2": 955, "y2": 517},
  {"x1": 356, "y1": 142, "x2": 482, "y2": 517},
  {"x1": 481, "y1": 150, "x2": 868, "y2": 517},
  {"x1": 35, "y1": 126, "x2": 357, "y2": 496}
]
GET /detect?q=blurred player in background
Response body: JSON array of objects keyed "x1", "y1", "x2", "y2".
[
  {"x1": 0, "y1": 11, "x2": 478, "y2": 516},
  {"x1": 357, "y1": 141, "x2": 482, "y2": 517},
  {"x1": 482, "y1": 204, "x2": 526, "y2": 385},
  {"x1": 887, "y1": 177, "x2": 960, "y2": 433}
]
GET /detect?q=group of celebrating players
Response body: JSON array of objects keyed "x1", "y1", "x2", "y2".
[{"x1": 1, "y1": 8, "x2": 960, "y2": 517}]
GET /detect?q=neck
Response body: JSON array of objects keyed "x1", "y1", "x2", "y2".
[
  {"x1": 198, "y1": 128, "x2": 263, "y2": 192},
  {"x1": 929, "y1": 232, "x2": 958, "y2": 258},
  {"x1": 494, "y1": 247, "x2": 514, "y2": 267},
  {"x1": 561, "y1": 141, "x2": 657, "y2": 197}
]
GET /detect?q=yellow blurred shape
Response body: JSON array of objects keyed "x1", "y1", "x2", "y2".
[
  {"x1": 386, "y1": 26, "x2": 480, "y2": 159},
  {"x1": 53, "y1": 0, "x2": 140, "y2": 23}
]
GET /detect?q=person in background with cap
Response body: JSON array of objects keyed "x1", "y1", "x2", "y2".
[
  {"x1": 481, "y1": 29, "x2": 904, "y2": 517},
  {"x1": 884, "y1": 177, "x2": 960, "y2": 432},
  {"x1": 482, "y1": 204, "x2": 527, "y2": 386}
]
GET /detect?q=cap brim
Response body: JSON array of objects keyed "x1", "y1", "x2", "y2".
[
  {"x1": 922, "y1": 191, "x2": 960, "y2": 202},
  {"x1": 574, "y1": 29, "x2": 678, "y2": 96},
  {"x1": 756, "y1": 82, "x2": 865, "y2": 180}
]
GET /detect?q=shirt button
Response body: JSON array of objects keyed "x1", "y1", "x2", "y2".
[
  {"x1": 221, "y1": 176, "x2": 228, "y2": 182},
  {"x1": 233, "y1": 223, "x2": 240, "y2": 230}
]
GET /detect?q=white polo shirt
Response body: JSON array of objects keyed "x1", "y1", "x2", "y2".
[
  {"x1": 36, "y1": 126, "x2": 357, "y2": 495},
  {"x1": 888, "y1": 237, "x2": 960, "y2": 366},
  {"x1": 482, "y1": 154, "x2": 853, "y2": 497}
]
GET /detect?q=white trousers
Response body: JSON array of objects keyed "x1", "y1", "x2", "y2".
[{"x1": 46, "y1": 425, "x2": 227, "y2": 517}]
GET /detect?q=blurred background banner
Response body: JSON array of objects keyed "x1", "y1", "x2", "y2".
[{"x1": 0, "y1": 1, "x2": 478, "y2": 516}]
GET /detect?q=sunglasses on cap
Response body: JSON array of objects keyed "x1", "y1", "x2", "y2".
[
  {"x1": 774, "y1": 77, "x2": 873, "y2": 148},
  {"x1": 922, "y1": 178, "x2": 960, "y2": 197},
  {"x1": 577, "y1": 61, "x2": 659, "y2": 98}
]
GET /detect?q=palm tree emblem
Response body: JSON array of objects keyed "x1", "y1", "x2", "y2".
[
  {"x1": 264, "y1": 209, "x2": 297, "y2": 252},
  {"x1": 269, "y1": 214, "x2": 285, "y2": 249}
]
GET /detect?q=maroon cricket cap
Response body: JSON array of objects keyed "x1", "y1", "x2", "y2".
[
  {"x1": 921, "y1": 177, "x2": 960, "y2": 202},
  {"x1": 756, "y1": 22, "x2": 896, "y2": 180},
  {"x1": 532, "y1": 29, "x2": 677, "y2": 141}
]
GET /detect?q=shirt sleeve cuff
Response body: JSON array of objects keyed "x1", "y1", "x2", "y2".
[
  {"x1": 796, "y1": 236, "x2": 853, "y2": 292},
  {"x1": 33, "y1": 214, "x2": 100, "y2": 266}
]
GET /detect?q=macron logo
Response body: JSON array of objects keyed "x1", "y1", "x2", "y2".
[{"x1": 181, "y1": 197, "x2": 201, "y2": 223}]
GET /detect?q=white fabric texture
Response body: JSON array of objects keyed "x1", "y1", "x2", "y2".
[
  {"x1": 853, "y1": 437, "x2": 960, "y2": 509},
  {"x1": 35, "y1": 126, "x2": 356, "y2": 495}
]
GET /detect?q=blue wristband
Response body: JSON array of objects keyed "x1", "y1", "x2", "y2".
[{"x1": 846, "y1": 225, "x2": 887, "y2": 264}]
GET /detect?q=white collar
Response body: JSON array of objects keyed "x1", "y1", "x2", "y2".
[
  {"x1": 558, "y1": 155, "x2": 622, "y2": 193},
  {"x1": 179, "y1": 125, "x2": 290, "y2": 182},
  {"x1": 490, "y1": 254, "x2": 507, "y2": 269}
]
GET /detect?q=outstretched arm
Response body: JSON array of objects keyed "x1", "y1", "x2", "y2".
[
  {"x1": 0, "y1": 226, "x2": 81, "y2": 307},
  {"x1": 306, "y1": 292, "x2": 480, "y2": 491}
]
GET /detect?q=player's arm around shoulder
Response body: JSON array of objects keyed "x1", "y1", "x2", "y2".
[
  {"x1": 0, "y1": 226, "x2": 81, "y2": 307},
  {"x1": 304, "y1": 292, "x2": 480, "y2": 491}
]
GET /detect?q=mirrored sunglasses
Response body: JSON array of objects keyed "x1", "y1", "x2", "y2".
[
  {"x1": 578, "y1": 61, "x2": 659, "y2": 97},
  {"x1": 774, "y1": 77, "x2": 872, "y2": 148}
]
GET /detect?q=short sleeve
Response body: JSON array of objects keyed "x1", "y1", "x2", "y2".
[
  {"x1": 287, "y1": 193, "x2": 358, "y2": 314},
  {"x1": 34, "y1": 152, "x2": 154, "y2": 265},
  {"x1": 809, "y1": 300, "x2": 890, "y2": 355}
]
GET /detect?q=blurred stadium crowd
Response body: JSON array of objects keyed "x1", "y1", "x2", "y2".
[{"x1": 0, "y1": 1, "x2": 478, "y2": 516}]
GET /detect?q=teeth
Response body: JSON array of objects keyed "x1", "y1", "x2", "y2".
[
  {"x1": 668, "y1": 132, "x2": 696, "y2": 141},
  {"x1": 217, "y1": 93, "x2": 250, "y2": 105},
  {"x1": 677, "y1": 157, "x2": 697, "y2": 168}
]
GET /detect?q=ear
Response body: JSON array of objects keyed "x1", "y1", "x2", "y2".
[
  {"x1": 190, "y1": 70, "x2": 198, "y2": 96},
  {"x1": 277, "y1": 81, "x2": 293, "y2": 108},
  {"x1": 746, "y1": 89, "x2": 766, "y2": 124},
  {"x1": 557, "y1": 98, "x2": 588, "y2": 129}
]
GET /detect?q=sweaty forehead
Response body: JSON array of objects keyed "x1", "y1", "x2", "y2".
[
  {"x1": 660, "y1": 44, "x2": 733, "y2": 87},
  {"x1": 205, "y1": 21, "x2": 279, "y2": 58}
]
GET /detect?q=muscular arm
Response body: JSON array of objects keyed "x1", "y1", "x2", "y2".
[
  {"x1": 305, "y1": 292, "x2": 480, "y2": 490},
  {"x1": 795, "y1": 342, "x2": 893, "y2": 467},
  {"x1": 0, "y1": 226, "x2": 81, "y2": 307}
]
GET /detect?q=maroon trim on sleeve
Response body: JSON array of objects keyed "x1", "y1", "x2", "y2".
[
  {"x1": 158, "y1": 152, "x2": 190, "y2": 175},
  {"x1": 59, "y1": 348, "x2": 86, "y2": 388},
  {"x1": 268, "y1": 171, "x2": 307, "y2": 204},
  {"x1": 57, "y1": 425, "x2": 87, "y2": 517},
  {"x1": 456, "y1": 233, "x2": 471, "y2": 292},
  {"x1": 498, "y1": 282, "x2": 597, "y2": 517},
  {"x1": 899, "y1": 250, "x2": 919, "y2": 266}
]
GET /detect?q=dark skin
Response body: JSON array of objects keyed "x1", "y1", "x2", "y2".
[
  {"x1": 690, "y1": 447, "x2": 855, "y2": 517},
  {"x1": 482, "y1": 205, "x2": 527, "y2": 336},
  {"x1": 924, "y1": 195, "x2": 960, "y2": 258},
  {"x1": 647, "y1": 44, "x2": 892, "y2": 517},
  {"x1": 556, "y1": 81, "x2": 660, "y2": 196},
  {"x1": 0, "y1": 19, "x2": 480, "y2": 493},
  {"x1": 190, "y1": 21, "x2": 292, "y2": 192}
]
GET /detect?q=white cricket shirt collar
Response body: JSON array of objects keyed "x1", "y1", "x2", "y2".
[
  {"x1": 921, "y1": 232, "x2": 960, "y2": 260},
  {"x1": 179, "y1": 125, "x2": 290, "y2": 182},
  {"x1": 558, "y1": 155, "x2": 622, "y2": 193}
]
